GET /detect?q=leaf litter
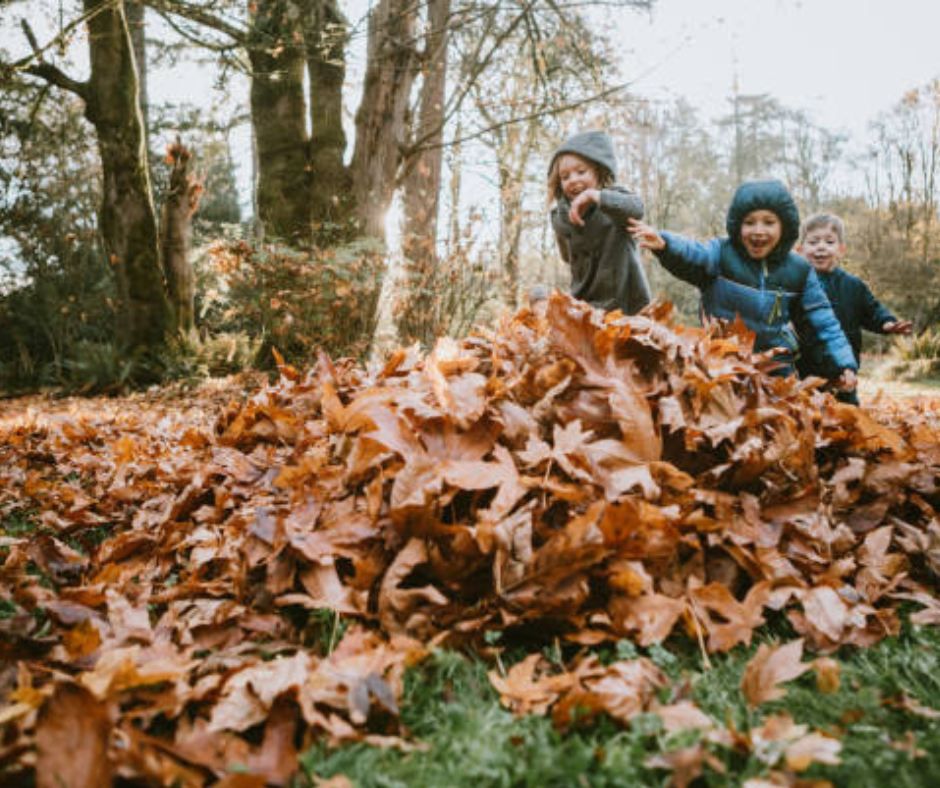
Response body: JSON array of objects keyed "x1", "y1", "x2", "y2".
[{"x1": 1, "y1": 292, "x2": 939, "y2": 785}]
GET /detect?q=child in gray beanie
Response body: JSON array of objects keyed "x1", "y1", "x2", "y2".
[{"x1": 547, "y1": 130, "x2": 651, "y2": 315}]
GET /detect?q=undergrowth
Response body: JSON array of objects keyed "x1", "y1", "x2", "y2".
[{"x1": 300, "y1": 621, "x2": 940, "y2": 787}]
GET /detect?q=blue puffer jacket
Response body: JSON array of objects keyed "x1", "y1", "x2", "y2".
[
  {"x1": 653, "y1": 180, "x2": 857, "y2": 376},
  {"x1": 796, "y1": 266, "x2": 897, "y2": 374}
]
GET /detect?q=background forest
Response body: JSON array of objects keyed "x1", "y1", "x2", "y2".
[{"x1": 2, "y1": 0, "x2": 940, "y2": 393}]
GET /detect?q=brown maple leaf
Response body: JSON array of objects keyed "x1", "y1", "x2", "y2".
[{"x1": 741, "y1": 639, "x2": 811, "y2": 706}]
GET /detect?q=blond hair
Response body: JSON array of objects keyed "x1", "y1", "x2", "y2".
[
  {"x1": 800, "y1": 213, "x2": 845, "y2": 243},
  {"x1": 546, "y1": 153, "x2": 613, "y2": 205}
]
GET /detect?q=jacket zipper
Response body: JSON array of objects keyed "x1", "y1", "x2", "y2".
[{"x1": 762, "y1": 260, "x2": 783, "y2": 324}]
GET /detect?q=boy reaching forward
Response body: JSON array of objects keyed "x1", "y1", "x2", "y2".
[
  {"x1": 628, "y1": 179, "x2": 857, "y2": 390},
  {"x1": 796, "y1": 213, "x2": 912, "y2": 404}
]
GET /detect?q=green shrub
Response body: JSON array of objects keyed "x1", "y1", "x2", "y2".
[
  {"x1": 0, "y1": 242, "x2": 116, "y2": 393},
  {"x1": 60, "y1": 341, "x2": 140, "y2": 394},
  {"x1": 202, "y1": 238, "x2": 385, "y2": 365},
  {"x1": 159, "y1": 331, "x2": 261, "y2": 381}
]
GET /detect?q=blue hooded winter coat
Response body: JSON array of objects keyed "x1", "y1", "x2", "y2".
[{"x1": 653, "y1": 180, "x2": 857, "y2": 376}]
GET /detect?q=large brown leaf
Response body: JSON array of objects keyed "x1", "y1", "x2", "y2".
[{"x1": 35, "y1": 683, "x2": 112, "y2": 788}]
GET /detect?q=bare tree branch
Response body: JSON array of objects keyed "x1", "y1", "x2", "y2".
[
  {"x1": 14, "y1": 17, "x2": 91, "y2": 100},
  {"x1": 143, "y1": 0, "x2": 249, "y2": 44},
  {"x1": 9, "y1": 0, "x2": 115, "y2": 73}
]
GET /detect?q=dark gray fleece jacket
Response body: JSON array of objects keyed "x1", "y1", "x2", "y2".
[{"x1": 549, "y1": 132, "x2": 651, "y2": 315}]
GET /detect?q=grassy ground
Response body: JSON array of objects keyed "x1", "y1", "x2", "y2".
[
  {"x1": 859, "y1": 376, "x2": 940, "y2": 401},
  {"x1": 859, "y1": 359, "x2": 940, "y2": 400},
  {"x1": 300, "y1": 619, "x2": 940, "y2": 787}
]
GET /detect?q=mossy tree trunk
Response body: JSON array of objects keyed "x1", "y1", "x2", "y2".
[
  {"x1": 126, "y1": 2, "x2": 149, "y2": 132},
  {"x1": 83, "y1": 0, "x2": 171, "y2": 353},
  {"x1": 496, "y1": 117, "x2": 539, "y2": 308},
  {"x1": 305, "y1": 0, "x2": 353, "y2": 244},
  {"x1": 248, "y1": 0, "x2": 311, "y2": 242}
]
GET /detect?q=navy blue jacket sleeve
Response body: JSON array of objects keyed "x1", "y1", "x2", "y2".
[
  {"x1": 653, "y1": 232, "x2": 722, "y2": 290},
  {"x1": 857, "y1": 279, "x2": 897, "y2": 333},
  {"x1": 801, "y1": 269, "x2": 858, "y2": 372}
]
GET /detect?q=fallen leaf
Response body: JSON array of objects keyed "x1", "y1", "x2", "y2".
[{"x1": 741, "y1": 639, "x2": 811, "y2": 706}]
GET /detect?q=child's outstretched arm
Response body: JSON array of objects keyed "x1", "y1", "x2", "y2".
[
  {"x1": 628, "y1": 219, "x2": 665, "y2": 251},
  {"x1": 859, "y1": 280, "x2": 914, "y2": 334},
  {"x1": 858, "y1": 281, "x2": 913, "y2": 335},
  {"x1": 628, "y1": 219, "x2": 720, "y2": 289}
]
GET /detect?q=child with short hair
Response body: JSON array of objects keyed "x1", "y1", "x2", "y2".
[
  {"x1": 628, "y1": 179, "x2": 857, "y2": 389},
  {"x1": 796, "y1": 213, "x2": 912, "y2": 404},
  {"x1": 548, "y1": 131, "x2": 651, "y2": 315}
]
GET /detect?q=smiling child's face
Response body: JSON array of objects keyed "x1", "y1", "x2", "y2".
[
  {"x1": 799, "y1": 224, "x2": 846, "y2": 273},
  {"x1": 557, "y1": 153, "x2": 599, "y2": 200},
  {"x1": 739, "y1": 209, "x2": 783, "y2": 261}
]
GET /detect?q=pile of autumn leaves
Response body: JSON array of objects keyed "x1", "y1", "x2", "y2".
[{"x1": 2, "y1": 293, "x2": 939, "y2": 786}]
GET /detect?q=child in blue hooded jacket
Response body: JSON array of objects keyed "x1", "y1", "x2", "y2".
[
  {"x1": 548, "y1": 131, "x2": 651, "y2": 315},
  {"x1": 628, "y1": 179, "x2": 857, "y2": 389}
]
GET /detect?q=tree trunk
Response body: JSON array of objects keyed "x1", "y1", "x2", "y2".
[
  {"x1": 350, "y1": 0, "x2": 419, "y2": 238},
  {"x1": 160, "y1": 139, "x2": 201, "y2": 335},
  {"x1": 497, "y1": 117, "x2": 538, "y2": 307},
  {"x1": 305, "y1": 0, "x2": 352, "y2": 243},
  {"x1": 248, "y1": 0, "x2": 311, "y2": 242},
  {"x1": 397, "y1": 0, "x2": 450, "y2": 342},
  {"x1": 126, "y1": 2, "x2": 149, "y2": 132},
  {"x1": 84, "y1": 0, "x2": 170, "y2": 354}
]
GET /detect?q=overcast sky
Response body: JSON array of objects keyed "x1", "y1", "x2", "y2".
[
  {"x1": 4, "y1": 0, "x2": 940, "y2": 219},
  {"x1": 617, "y1": 0, "x2": 940, "y2": 136}
]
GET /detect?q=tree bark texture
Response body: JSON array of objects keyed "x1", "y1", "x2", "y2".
[
  {"x1": 160, "y1": 139, "x2": 201, "y2": 335},
  {"x1": 397, "y1": 0, "x2": 451, "y2": 343},
  {"x1": 497, "y1": 118, "x2": 538, "y2": 307},
  {"x1": 83, "y1": 0, "x2": 171, "y2": 352},
  {"x1": 305, "y1": 0, "x2": 352, "y2": 242},
  {"x1": 248, "y1": 0, "x2": 311, "y2": 241},
  {"x1": 350, "y1": 0, "x2": 419, "y2": 238},
  {"x1": 125, "y1": 2, "x2": 149, "y2": 131}
]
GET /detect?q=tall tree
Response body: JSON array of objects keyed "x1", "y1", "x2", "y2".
[
  {"x1": 396, "y1": 0, "x2": 451, "y2": 342},
  {"x1": 349, "y1": 0, "x2": 420, "y2": 238},
  {"x1": 247, "y1": 0, "x2": 311, "y2": 241},
  {"x1": 17, "y1": 1, "x2": 172, "y2": 356},
  {"x1": 305, "y1": 0, "x2": 352, "y2": 240}
]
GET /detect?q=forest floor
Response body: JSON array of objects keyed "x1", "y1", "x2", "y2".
[{"x1": 2, "y1": 307, "x2": 940, "y2": 787}]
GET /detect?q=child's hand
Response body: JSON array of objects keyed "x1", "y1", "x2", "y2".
[
  {"x1": 883, "y1": 320, "x2": 913, "y2": 335},
  {"x1": 568, "y1": 189, "x2": 600, "y2": 226},
  {"x1": 836, "y1": 368, "x2": 858, "y2": 391},
  {"x1": 627, "y1": 219, "x2": 666, "y2": 251}
]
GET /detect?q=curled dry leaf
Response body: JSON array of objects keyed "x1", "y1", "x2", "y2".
[{"x1": 741, "y1": 639, "x2": 811, "y2": 706}]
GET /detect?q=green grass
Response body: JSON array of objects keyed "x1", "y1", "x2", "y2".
[
  {"x1": 300, "y1": 622, "x2": 940, "y2": 787},
  {"x1": 0, "y1": 508, "x2": 39, "y2": 537}
]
